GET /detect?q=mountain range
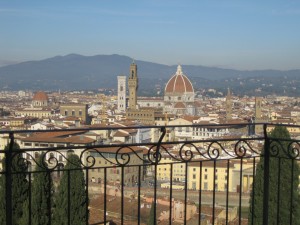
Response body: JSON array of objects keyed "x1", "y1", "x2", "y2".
[{"x1": 0, "y1": 54, "x2": 299, "y2": 96}]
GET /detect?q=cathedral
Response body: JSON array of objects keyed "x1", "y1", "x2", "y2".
[
  {"x1": 164, "y1": 65, "x2": 199, "y2": 116},
  {"x1": 118, "y1": 62, "x2": 200, "y2": 124}
]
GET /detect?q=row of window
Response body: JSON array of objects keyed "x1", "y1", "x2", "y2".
[
  {"x1": 64, "y1": 110, "x2": 83, "y2": 116},
  {"x1": 127, "y1": 113, "x2": 153, "y2": 117}
]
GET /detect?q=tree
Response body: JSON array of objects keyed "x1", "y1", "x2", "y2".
[
  {"x1": 147, "y1": 201, "x2": 157, "y2": 225},
  {"x1": 53, "y1": 153, "x2": 88, "y2": 225},
  {"x1": 0, "y1": 143, "x2": 29, "y2": 225},
  {"x1": 248, "y1": 126, "x2": 300, "y2": 225},
  {"x1": 19, "y1": 153, "x2": 53, "y2": 225}
]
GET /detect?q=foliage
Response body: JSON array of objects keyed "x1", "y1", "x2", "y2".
[
  {"x1": 53, "y1": 154, "x2": 88, "y2": 225},
  {"x1": 19, "y1": 153, "x2": 53, "y2": 225},
  {"x1": 147, "y1": 201, "x2": 157, "y2": 225},
  {"x1": 0, "y1": 143, "x2": 29, "y2": 225},
  {"x1": 248, "y1": 126, "x2": 300, "y2": 225}
]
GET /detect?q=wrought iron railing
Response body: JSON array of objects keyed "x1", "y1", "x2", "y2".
[{"x1": 0, "y1": 123, "x2": 300, "y2": 225}]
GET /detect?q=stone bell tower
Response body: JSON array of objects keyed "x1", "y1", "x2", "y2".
[{"x1": 128, "y1": 61, "x2": 138, "y2": 110}]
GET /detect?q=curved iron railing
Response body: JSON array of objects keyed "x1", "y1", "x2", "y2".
[{"x1": 0, "y1": 123, "x2": 299, "y2": 225}]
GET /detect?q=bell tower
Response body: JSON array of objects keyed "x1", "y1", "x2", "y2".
[
  {"x1": 128, "y1": 61, "x2": 138, "y2": 109},
  {"x1": 255, "y1": 97, "x2": 262, "y2": 120},
  {"x1": 117, "y1": 76, "x2": 126, "y2": 112},
  {"x1": 226, "y1": 88, "x2": 232, "y2": 121}
]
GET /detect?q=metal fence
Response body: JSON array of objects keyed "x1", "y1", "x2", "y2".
[{"x1": 0, "y1": 123, "x2": 299, "y2": 225}]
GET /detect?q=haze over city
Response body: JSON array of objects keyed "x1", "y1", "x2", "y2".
[{"x1": 1, "y1": 0, "x2": 300, "y2": 70}]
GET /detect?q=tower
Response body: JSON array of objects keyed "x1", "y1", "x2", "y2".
[
  {"x1": 255, "y1": 97, "x2": 262, "y2": 120},
  {"x1": 226, "y1": 88, "x2": 232, "y2": 121},
  {"x1": 128, "y1": 62, "x2": 138, "y2": 110},
  {"x1": 254, "y1": 97, "x2": 264, "y2": 135},
  {"x1": 117, "y1": 76, "x2": 126, "y2": 112}
]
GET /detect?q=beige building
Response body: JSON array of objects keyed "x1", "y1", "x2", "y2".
[
  {"x1": 60, "y1": 103, "x2": 90, "y2": 124},
  {"x1": 157, "y1": 154, "x2": 189, "y2": 182},
  {"x1": 187, "y1": 161, "x2": 235, "y2": 192},
  {"x1": 15, "y1": 108, "x2": 54, "y2": 118},
  {"x1": 14, "y1": 91, "x2": 55, "y2": 119},
  {"x1": 88, "y1": 146, "x2": 144, "y2": 186}
]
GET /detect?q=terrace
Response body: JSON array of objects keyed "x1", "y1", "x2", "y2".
[{"x1": 0, "y1": 123, "x2": 299, "y2": 225}]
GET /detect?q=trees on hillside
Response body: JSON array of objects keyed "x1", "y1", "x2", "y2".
[
  {"x1": 53, "y1": 153, "x2": 88, "y2": 225},
  {"x1": 0, "y1": 143, "x2": 29, "y2": 225},
  {"x1": 248, "y1": 126, "x2": 300, "y2": 225}
]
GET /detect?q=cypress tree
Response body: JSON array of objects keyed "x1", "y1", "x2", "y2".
[
  {"x1": 19, "y1": 153, "x2": 53, "y2": 225},
  {"x1": 248, "y1": 126, "x2": 300, "y2": 225},
  {"x1": 147, "y1": 201, "x2": 157, "y2": 225},
  {"x1": 0, "y1": 143, "x2": 29, "y2": 224},
  {"x1": 53, "y1": 153, "x2": 88, "y2": 225}
]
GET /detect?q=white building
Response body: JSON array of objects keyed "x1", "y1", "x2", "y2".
[{"x1": 117, "y1": 76, "x2": 127, "y2": 112}]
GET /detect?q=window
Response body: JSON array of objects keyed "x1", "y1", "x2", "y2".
[
  {"x1": 79, "y1": 110, "x2": 82, "y2": 116},
  {"x1": 204, "y1": 174, "x2": 208, "y2": 180},
  {"x1": 204, "y1": 182, "x2": 208, "y2": 190},
  {"x1": 72, "y1": 110, "x2": 75, "y2": 116},
  {"x1": 193, "y1": 168, "x2": 196, "y2": 172},
  {"x1": 193, "y1": 174, "x2": 196, "y2": 179},
  {"x1": 34, "y1": 152, "x2": 39, "y2": 159},
  {"x1": 65, "y1": 110, "x2": 68, "y2": 116}
]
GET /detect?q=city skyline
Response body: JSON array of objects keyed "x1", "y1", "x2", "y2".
[{"x1": 1, "y1": 0, "x2": 300, "y2": 70}]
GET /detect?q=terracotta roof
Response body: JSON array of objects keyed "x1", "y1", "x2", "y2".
[
  {"x1": 91, "y1": 146, "x2": 143, "y2": 154},
  {"x1": 21, "y1": 132, "x2": 95, "y2": 144},
  {"x1": 174, "y1": 102, "x2": 186, "y2": 109},
  {"x1": 28, "y1": 130, "x2": 87, "y2": 139},
  {"x1": 64, "y1": 136, "x2": 95, "y2": 144},
  {"x1": 165, "y1": 65, "x2": 194, "y2": 94},
  {"x1": 181, "y1": 115, "x2": 200, "y2": 122},
  {"x1": 33, "y1": 91, "x2": 48, "y2": 101},
  {"x1": 113, "y1": 130, "x2": 129, "y2": 137}
]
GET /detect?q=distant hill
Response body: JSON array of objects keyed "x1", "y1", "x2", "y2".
[{"x1": 0, "y1": 54, "x2": 299, "y2": 96}]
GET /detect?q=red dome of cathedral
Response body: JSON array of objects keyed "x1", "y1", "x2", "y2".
[
  {"x1": 165, "y1": 65, "x2": 194, "y2": 93},
  {"x1": 33, "y1": 91, "x2": 49, "y2": 101}
]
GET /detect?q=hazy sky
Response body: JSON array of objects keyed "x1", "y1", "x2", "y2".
[{"x1": 1, "y1": 0, "x2": 300, "y2": 70}]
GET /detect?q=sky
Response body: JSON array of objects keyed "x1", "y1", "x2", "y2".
[{"x1": 1, "y1": 0, "x2": 300, "y2": 70}]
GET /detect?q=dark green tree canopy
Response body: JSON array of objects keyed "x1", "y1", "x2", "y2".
[
  {"x1": 0, "y1": 142, "x2": 29, "y2": 225},
  {"x1": 248, "y1": 126, "x2": 300, "y2": 225},
  {"x1": 53, "y1": 153, "x2": 88, "y2": 225}
]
